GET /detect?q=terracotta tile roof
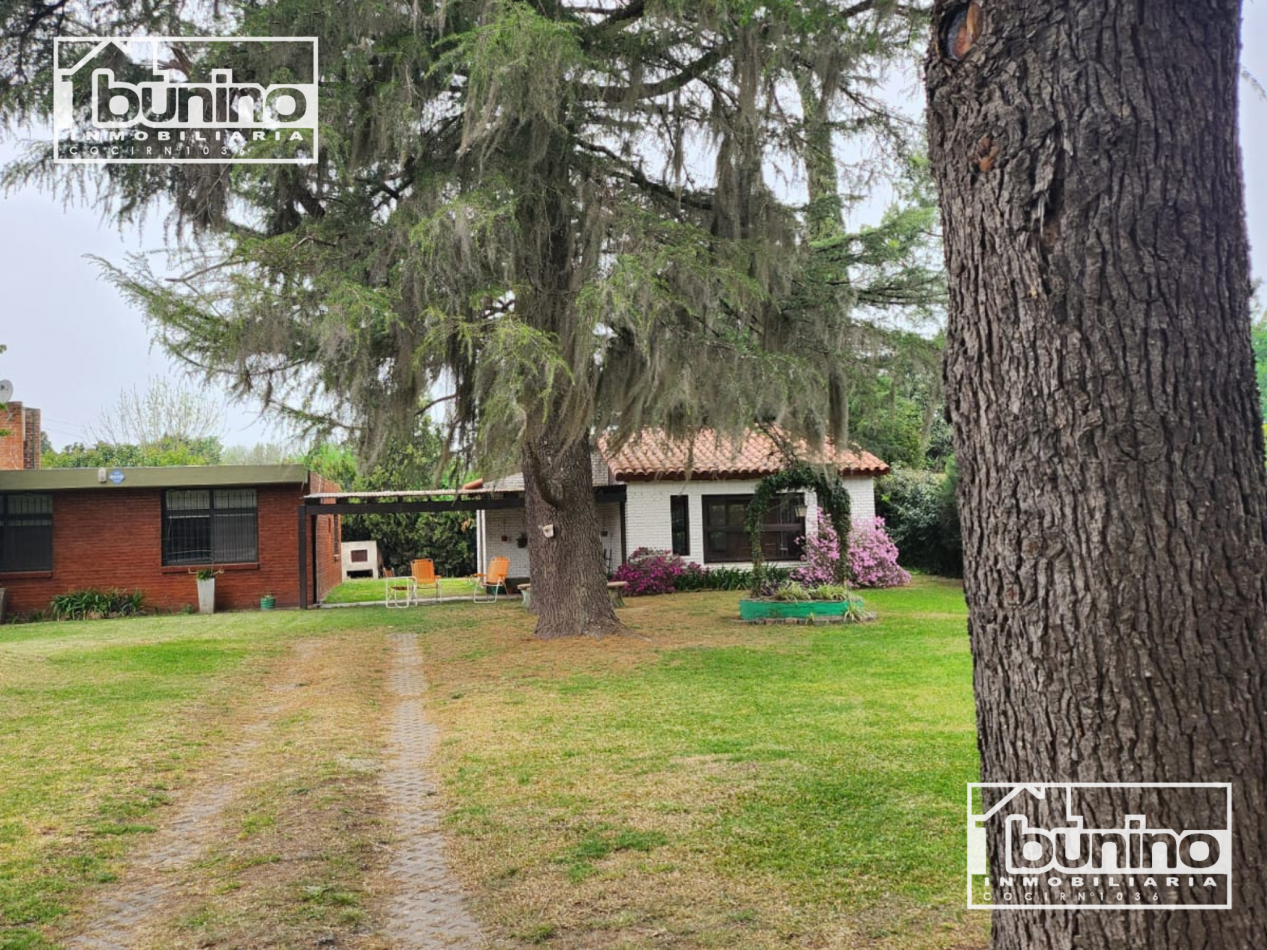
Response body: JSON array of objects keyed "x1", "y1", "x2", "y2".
[{"x1": 601, "y1": 429, "x2": 889, "y2": 481}]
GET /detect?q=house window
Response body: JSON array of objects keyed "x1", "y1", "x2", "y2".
[
  {"x1": 670, "y1": 496, "x2": 690, "y2": 556},
  {"x1": 702, "y1": 493, "x2": 805, "y2": 564},
  {"x1": 162, "y1": 488, "x2": 259, "y2": 566},
  {"x1": 0, "y1": 493, "x2": 53, "y2": 573}
]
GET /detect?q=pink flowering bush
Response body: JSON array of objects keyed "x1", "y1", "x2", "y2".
[
  {"x1": 791, "y1": 511, "x2": 842, "y2": 587},
  {"x1": 612, "y1": 548, "x2": 688, "y2": 595},
  {"x1": 847, "y1": 517, "x2": 911, "y2": 588}
]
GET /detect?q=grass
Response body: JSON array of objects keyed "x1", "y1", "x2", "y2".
[
  {"x1": 0, "y1": 609, "x2": 415, "y2": 950},
  {"x1": 0, "y1": 577, "x2": 985, "y2": 950},
  {"x1": 322, "y1": 575, "x2": 491, "y2": 604},
  {"x1": 410, "y1": 576, "x2": 986, "y2": 949}
]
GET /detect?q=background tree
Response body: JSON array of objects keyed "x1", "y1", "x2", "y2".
[
  {"x1": 88, "y1": 377, "x2": 225, "y2": 450},
  {"x1": 0, "y1": 0, "x2": 941, "y2": 638},
  {"x1": 43, "y1": 436, "x2": 223, "y2": 468},
  {"x1": 306, "y1": 421, "x2": 475, "y2": 578},
  {"x1": 876, "y1": 460, "x2": 960, "y2": 576},
  {"x1": 927, "y1": 2, "x2": 1267, "y2": 947},
  {"x1": 1251, "y1": 311, "x2": 1267, "y2": 419},
  {"x1": 220, "y1": 442, "x2": 301, "y2": 466}
]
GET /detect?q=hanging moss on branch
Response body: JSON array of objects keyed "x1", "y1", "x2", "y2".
[{"x1": 746, "y1": 464, "x2": 851, "y2": 597}]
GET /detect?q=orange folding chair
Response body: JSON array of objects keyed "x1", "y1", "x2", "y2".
[
  {"x1": 411, "y1": 558, "x2": 443, "y2": 604},
  {"x1": 470, "y1": 556, "x2": 510, "y2": 602}
]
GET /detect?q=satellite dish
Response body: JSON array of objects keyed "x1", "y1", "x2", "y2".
[{"x1": 0, "y1": 380, "x2": 12, "y2": 402}]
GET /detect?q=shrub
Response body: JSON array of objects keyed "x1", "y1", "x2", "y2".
[
  {"x1": 767, "y1": 581, "x2": 861, "y2": 604},
  {"x1": 673, "y1": 561, "x2": 711, "y2": 592},
  {"x1": 848, "y1": 518, "x2": 911, "y2": 588},
  {"x1": 613, "y1": 553, "x2": 792, "y2": 597},
  {"x1": 612, "y1": 548, "x2": 688, "y2": 595},
  {"x1": 790, "y1": 511, "x2": 842, "y2": 587},
  {"x1": 772, "y1": 581, "x2": 813, "y2": 602},
  {"x1": 50, "y1": 588, "x2": 146, "y2": 621},
  {"x1": 809, "y1": 583, "x2": 854, "y2": 602},
  {"x1": 876, "y1": 464, "x2": 963, "y2": 576}
]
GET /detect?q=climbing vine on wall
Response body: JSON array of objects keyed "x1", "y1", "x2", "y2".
[{"x1": 745, "y1": 463, "x2": 852, "y2": 596}]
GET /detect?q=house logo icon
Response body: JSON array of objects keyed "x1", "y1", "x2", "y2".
[
  {"x1": 967, "y1": 782, "x2": 1233, "y2": 910},
  {"x1": 53, "y1": 36, "x2": 318, "y2": 164}
]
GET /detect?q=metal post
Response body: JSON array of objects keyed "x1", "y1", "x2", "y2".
[{"x1": 297, "y1": 504, "x2": 309, "y2": 609}]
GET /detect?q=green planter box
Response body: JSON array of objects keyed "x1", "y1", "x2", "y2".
[{"x1": 738, "y1": 599, "x2": 861, "y2": 622}]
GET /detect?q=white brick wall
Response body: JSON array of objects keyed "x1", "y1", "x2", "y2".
[
  {"x1": 623, "y1": 476, "x2": 876, "y2": 567},
  {"x1": 476, "y1": 476, "x2": 876, "y2": 575},
  {"x1": 482, "y1": 507, "x2": 532, "y2": 577},
  {"x1": 479, "y1": 502, "x2": 623, "y2": 579}
]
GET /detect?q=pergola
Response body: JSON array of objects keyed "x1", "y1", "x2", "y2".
[{"x1": 296, "y1": 484, "x2": 627, "y2": 607}]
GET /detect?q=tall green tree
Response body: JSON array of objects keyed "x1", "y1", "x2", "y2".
[
  {"x1": 928, "y1": 1, "x2": 1266, "y2": 946},
  {"x1": 4, "y1": 0, "x2": 936, "y2": 637}
]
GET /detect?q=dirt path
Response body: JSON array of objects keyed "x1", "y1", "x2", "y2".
[
  {"x1": 380, "y1": 633, "x2": 486, "y2": 949},
  {"x1": 58, "y1": 634, "x2": 486, "y2": 950},
  {"x1": 61, "y1": 641, "x2": 322, "y2": 950}
]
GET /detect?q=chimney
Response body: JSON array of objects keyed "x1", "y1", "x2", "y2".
[
  {"x1": 0, "y1": 401, "x2": 25, "y2": 471},
  {"x1": 23, "y1": 407, "x2": 41, "y2": 470}
]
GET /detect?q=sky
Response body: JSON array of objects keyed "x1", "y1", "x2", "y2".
[{"x1": 5, "y1": 7, "x2": 1267, "y2": 451}]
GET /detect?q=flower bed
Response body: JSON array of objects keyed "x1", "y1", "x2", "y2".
[
  {"x1": 740, "y1": 580, "x2": 868, "y2": 624},
  {"x1": 738, "y1": 598, "x2": 866, "y2": 623}
]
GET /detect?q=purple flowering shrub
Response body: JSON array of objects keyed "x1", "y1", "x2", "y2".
[
  {"x1": 612, "y1": 548, "x2": 689, "y2": 595},
  {"x1": 848, "y1": 517, "x2": 911, "y2": 588},
  {"x1": 790, "y1": 511, "x2": 842, "y2": 587}
]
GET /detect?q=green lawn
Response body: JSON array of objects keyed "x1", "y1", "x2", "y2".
[
  {"x1": 321, "y1": 575, "x2": 490, "y2": 604},
  {"x1": 413, "y1": 576, "x2": 984, "y2": 947},
  {"x1": 0, "y1": 577, "x2": 985, "y2": 950}
]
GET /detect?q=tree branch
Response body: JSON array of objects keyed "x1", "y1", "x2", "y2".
[
  {"x1": 576, "y1": 139, "x2": 714, "y2": 211},
  {"x1": 577, "y1": 46, "x2": 725, "y2": 104}
]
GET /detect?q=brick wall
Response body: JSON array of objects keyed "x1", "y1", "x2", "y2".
[
  {"x1": 22, "y1": 408, "x2": 40, "y2": 470},
  {"x1": 308, "y1": 472, "x2": 342, "y2": 604},
  {"x1": 0, "y1": 403, "x2": 25, "y2": 471},
  {"x1": 0, "y1": 473, "x2": 341, "y2": 616}
]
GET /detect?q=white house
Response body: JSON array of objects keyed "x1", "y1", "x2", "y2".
[{"x1": 473, "y1": 430, "x2": 889, "y2": 579}]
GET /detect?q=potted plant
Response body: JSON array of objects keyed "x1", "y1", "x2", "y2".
[
  {"x1": 194, "y1": 568, "x2": 220, "y2": 615},
  {"x1": 260, "y1": 592, "x2": 276, "y2": 611}
]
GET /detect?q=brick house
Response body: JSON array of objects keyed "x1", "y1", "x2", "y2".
[
  {"x1": 474, "y1": 429, "x2": 889, "y2": 579},
  {"x1": 0, "y1": 462, "x2": 342, "y2": 617}
]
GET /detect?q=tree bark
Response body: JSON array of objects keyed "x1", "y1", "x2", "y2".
[
  {"x1": 927, "y1": 2, "x2": 1267, "y2": 948},
  {"x1": 521, "y1": 422, "x2": 621, "y2": 639}
]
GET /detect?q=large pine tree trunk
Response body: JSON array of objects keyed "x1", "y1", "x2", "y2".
[
  {"x1": 520, "y1": 421, "x2": 621, "y2": 639},
  {"x1": 927, "y1": 2, "x2": 1267, "y2": 947}
]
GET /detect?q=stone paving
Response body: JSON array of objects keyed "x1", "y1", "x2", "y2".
[{"x1": 381, "y1": 634, "x2": 487, "y2": 949}]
